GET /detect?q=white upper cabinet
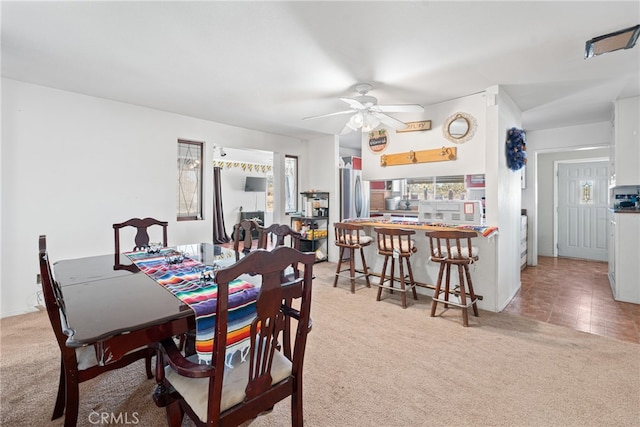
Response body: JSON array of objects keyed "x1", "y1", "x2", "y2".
[{"x1": 613, "y1": 97, "x2": 640, "y2": 186}]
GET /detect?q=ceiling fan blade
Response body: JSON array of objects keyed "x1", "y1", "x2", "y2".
[
  {"x1": 374, "y1": 112, "x2": 408, "y2": 130},
  {"x1": 339, "y1": 97, "x2": 366, "y2": 110},
  {"x1": 302, "y1": 110, "x2": 354, "y2": 120},
  {"x1": 376, "y1": 104, "x2": 424, "y2": 113}
]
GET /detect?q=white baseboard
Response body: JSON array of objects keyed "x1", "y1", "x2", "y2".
[{"x1": 0, "y1": 306, "x2": 39, "y2": 319}]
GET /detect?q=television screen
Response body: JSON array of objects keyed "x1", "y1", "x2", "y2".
[{"x1": 244, "y1": 176, "x2": 267, "y2": 192}]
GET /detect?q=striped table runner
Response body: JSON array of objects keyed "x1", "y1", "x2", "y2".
[{"x1": 126, "y1": 249, "x2": 259, "y2": 365}]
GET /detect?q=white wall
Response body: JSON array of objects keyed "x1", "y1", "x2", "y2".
[
  {"x1": 523, "y1": 122, "x2": 610, "y2": 264},
  {"x1": 339, "y1": 145, "x2": 361, "y2": 159},
  {"x1": 307, "y1": 134, "x2": 340, "y2": 262},
  {"x1": 360, "y1": 92, "x2": 487, "y2": 181},
  {"x1": 0, "y1": 78, "x2": 311, "y2": 317},
  {"x1": 486, "y1": 85, "x2": 524, "y2": 310}
]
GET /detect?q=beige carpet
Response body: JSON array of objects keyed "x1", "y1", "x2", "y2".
[{"x1": 2, "y1": 262, "x2": 639, "y2": 427}]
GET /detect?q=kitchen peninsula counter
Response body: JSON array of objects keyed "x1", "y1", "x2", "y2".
[
  {"x1": 609, "y1": 209, "x2": 640, "y2": 304},
  {"x1": 343, "y1": 218, "x2": 503, "y2": 312},
  {"x1": 344, "y1": 218, "x2": 499, "y2": 238}
]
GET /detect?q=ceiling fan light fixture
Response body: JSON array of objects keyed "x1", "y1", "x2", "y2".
[
  {"x1": 345, "y1": 112, "x2": 381, "y2": 132},
  {"x1": 362, "y1": 114, "x2": 381, "y2": 132},
  {"x1": 585, "y1": 24, "x2": 640, "y2": 58},
  {"x1": 304, "y1": 83, "x2": 421, "y2": 133},
  {"x1": 347, "y1": 113, "x2": 364, "y2": 131}
]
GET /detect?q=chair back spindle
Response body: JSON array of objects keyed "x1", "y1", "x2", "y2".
[
  {"x1": 113, "y1": 217, "x2": 168, "y2": 270},
  {"x1": 232, "y1": 219, "x2": 264, "y2": 258},
  {"x1": 259, "y1": 223, "x2": 302, "y2": 250}
]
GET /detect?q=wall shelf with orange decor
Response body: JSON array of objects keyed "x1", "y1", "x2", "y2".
[{"x1": 380, "y1": 146, "x2": 457, "y2": 167}]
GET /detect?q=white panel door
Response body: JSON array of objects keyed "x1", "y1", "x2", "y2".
[{"x1": 557, "y1": 161, "x2": 609, "y2": 261}]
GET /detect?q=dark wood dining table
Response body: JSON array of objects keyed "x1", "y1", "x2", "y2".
[{"x1": 53, "y1": 243, "x2": 242, "y2": 364}]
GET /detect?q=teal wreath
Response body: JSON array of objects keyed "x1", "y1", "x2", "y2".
[{"x1": 506, "y1": 127, "x2": 527, "y2": 171}]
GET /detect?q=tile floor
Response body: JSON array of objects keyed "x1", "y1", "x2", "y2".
[{"x1": 503, "y1": 256, "x2": 640, "y2": 344}]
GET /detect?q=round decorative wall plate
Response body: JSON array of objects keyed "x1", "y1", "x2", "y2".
[
  {"x1": 368, "y1": 129, "x2": 389, "y2": 153},
  {"x1": 443, "y1": 112, "x2": 477, "y2": 144}
]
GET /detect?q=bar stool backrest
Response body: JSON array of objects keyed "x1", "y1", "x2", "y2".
[
  {"x1": 425, "y1": 229, "x2": 479, "y2": 264},
  {"x1": 373, "y1": 227, "x2": 417, "y2": 256}
]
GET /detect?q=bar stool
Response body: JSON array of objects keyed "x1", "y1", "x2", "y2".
[
  {"x1": 333, "y1": 222, "x2": 373, "y2": 293},
  {"x1": 374, "y1": 227, "x2": 418, "y2": 308},
  {"x1": 425, "y1": 229, "x2": 479, "y2": 326}
]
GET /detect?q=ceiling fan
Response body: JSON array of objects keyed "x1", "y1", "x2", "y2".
[{"x1": 303, "y1": 83, "x2": 424, "y2": 134}]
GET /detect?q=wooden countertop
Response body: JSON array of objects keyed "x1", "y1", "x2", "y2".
[
  {"x1": 611, "y1": 208, "x2": 640, "y2": 214},
  {"x1": 369, "y1": 209, "x2": 419, "y2": 214},
  {"x1": 344, "y1": 218, "x2": 499, "y2": 238}
]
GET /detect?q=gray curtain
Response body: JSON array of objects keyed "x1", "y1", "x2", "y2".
[{"x1": 212, "y1": 167, "x2": 230, "y2": 243}]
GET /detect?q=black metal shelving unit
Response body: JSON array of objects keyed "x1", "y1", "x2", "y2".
[{"x1": 290, "y1": 192, "x2": 329, "y2": 262}]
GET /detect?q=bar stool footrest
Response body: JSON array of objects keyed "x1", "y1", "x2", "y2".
[
  {"x1": 378, "y1": 283, "x2": 417, "y2": 293},
  {"x1": 432, "y1": 296, "x2": 478, "y2": 308},
  {"x1": 336, "y1": 271, "x2": 369, "y2": 281}
]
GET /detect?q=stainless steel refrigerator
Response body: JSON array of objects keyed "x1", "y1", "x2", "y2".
[{"x1": 340, "y1": 167, "x2": 370, "y2": 220}]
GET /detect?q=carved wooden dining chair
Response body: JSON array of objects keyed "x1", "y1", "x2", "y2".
[
  {"x1": 38, "y1": 235, "x2": 154, "y2": 427},
  {"x1": 232, "y1": 219, "x2": 264, "y2": 258},
  {"x1": 258, "y1": 223, "x2": 304, "y2": 358},
  {"x1": 259, "y1": 223, "x2": 302, "y2": 251},
  {"x1": 153, "y1": 246, "x2": 315, "y2": 427},
  {"x1": 113, "y1": 217, "x2": 168, "y2": 271},
  {"x1": 258, "y1": 223, "x2": 303, "y2": 277}
]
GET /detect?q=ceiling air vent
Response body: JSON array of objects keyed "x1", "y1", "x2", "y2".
[{"x1": 585, "y1": 24, "x2": 640, "y2": 58}]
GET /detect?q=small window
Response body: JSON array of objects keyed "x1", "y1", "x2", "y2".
[
  {"x1": 177, "y1": 139, "x2": 203, "y2": 221},
  {"x1": 285, "y1": 155, "x2": 298, "y2": 213}
]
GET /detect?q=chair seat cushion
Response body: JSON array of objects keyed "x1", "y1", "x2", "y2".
[
  {"x1": 435, "y1": 245, "x2": 479, "y2": 259},
  {"x1": 76, "y1": 346, "x2": 99, "y2": 370},
  {"x1": 165, "y1": 350, "x2": 292, "y2": 423},
  {"x1": 338, "y1": 234, "x2": 373, "y2": 246},
  {"x1": 380, "y1": 237, "x2": 416, "y2": 254}
]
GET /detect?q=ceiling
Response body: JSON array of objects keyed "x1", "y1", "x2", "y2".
[{"x1": 2, "y1": 1, "x2": 639, "y2": 150}]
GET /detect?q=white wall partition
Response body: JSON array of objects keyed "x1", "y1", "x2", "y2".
[
  {"x1": 486, "y1": 85, "x2": 524, "y2": 311},
  {"x1": 0, "y1": 78, "x2": 313, "y2": 317}
]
